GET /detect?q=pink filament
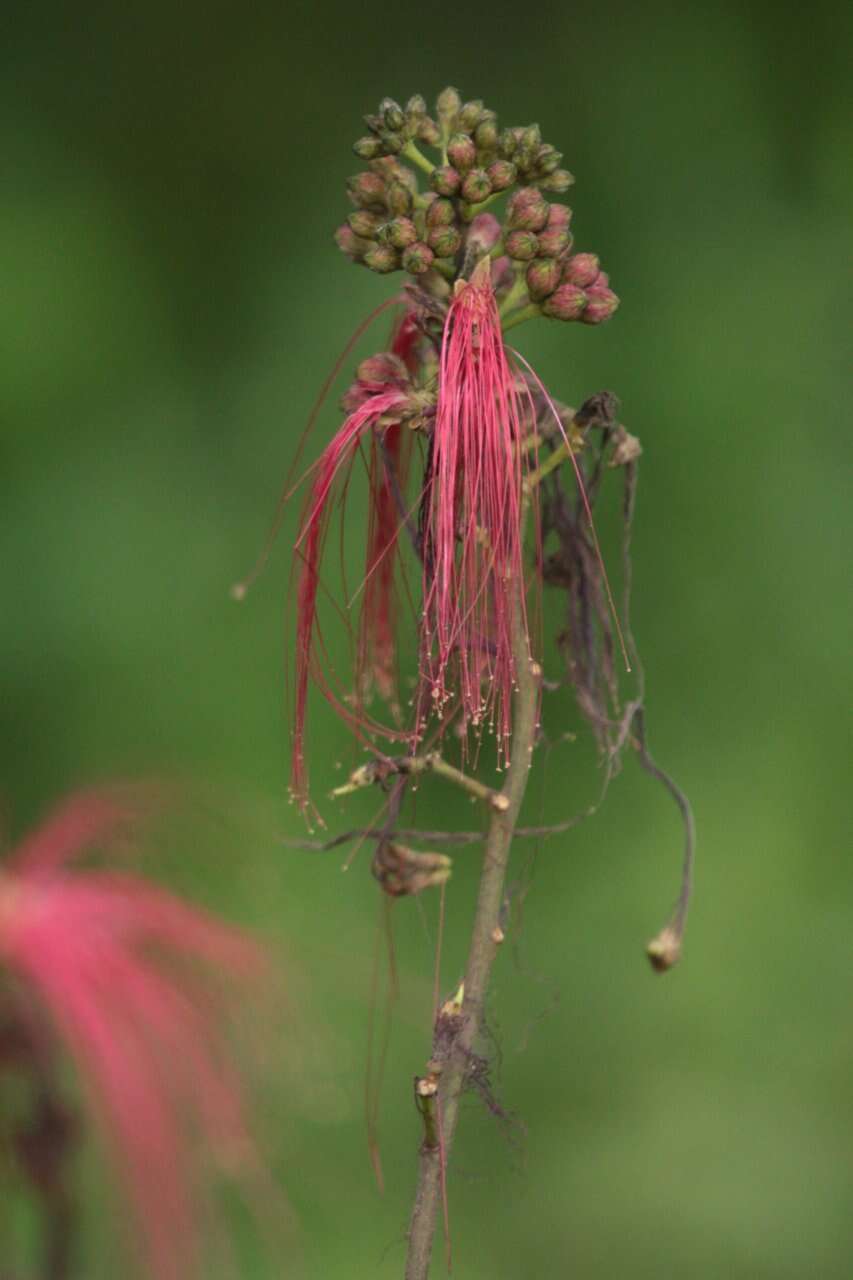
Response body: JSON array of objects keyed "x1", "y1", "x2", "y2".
[{"x1": 420, "y1": 273, "x2": 530, "y2": 758}]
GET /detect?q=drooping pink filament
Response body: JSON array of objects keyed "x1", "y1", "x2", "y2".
[
  {"x1": 292, "y1": 388, "x2": 409, "y2": 807},
  {"x1": 420, "y1": 268, "x2": 531, "y2": 759}
]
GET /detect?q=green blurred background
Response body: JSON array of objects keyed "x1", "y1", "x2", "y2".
[{"x1": 2, "y1": 1, "x2": 851, "y2": 1275}]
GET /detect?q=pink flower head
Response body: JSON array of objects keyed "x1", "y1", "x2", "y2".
[
  {"x1": 419, "y1": 260, "x2": 531, "y2": 759},
  {"x1": 0, "y1": 789, "x2": 267, "y2": 1280}
]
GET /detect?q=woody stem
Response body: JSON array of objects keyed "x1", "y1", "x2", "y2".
[{"x1": 404, "y1": 495, "x2": 540, "y2": 1279}]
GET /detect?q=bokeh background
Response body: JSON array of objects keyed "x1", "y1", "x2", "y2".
[{"x1": 2, "y1": 1, "x2": 851, "y2": 1276}]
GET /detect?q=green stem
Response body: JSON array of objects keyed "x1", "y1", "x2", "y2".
[
  {"x1": 404, "y1": 496, "x2": 541, "y2": 1280},
  {"x1": 403, "y1": 142, "x2": 436, "y2": 178},
  {"x1": 501, "y1": 302, "x2": 542, "y2": 333}
]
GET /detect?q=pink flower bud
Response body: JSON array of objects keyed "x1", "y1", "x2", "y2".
[
  {"x1": 385, "y1": 179, "x2": 413, "y2": 216},
  {"x1": 467, "y1": 213, "x2": 501, "y2": 255},
  {"x1": 505, "y1": 187, "x2": 549, "y2": 232},
  {"x1": 427, "y1": 225, "x2": 463, "y2": 257},
  {"x1": 335, "y1": 224, "x2": 368, "y2": 260},
  {"x1": 581, "y1": 286, "x2": 620, "y2": 324},
  {"x1": 461, "y1": 168, "x2": 492, "y2": 203},
  {"x1": 383, "y1": 216, "x2": 418, "y2": 249},
  {"x1": 526, "y1": 257, "x2": 562, "y2": 300},
  {"x1": 542, "y1": 283, "x2": 588, "y2": 321},
  {"x1": 430, "y1": 166, "x2": 462, "y2": 196},
  {"x1": 417, "y1": 116, "x2": 441, "y2": 145},
  {"x1": 447, "y1": 133, "x2": 477, "y2": 171},
  {"x1": 562, "y1": 253, "x2": 600, "y2": 287},
  {"x1": 364, "y1": 243, "x2": 399, "y2": 273},
  {"x1": 348, "y1": 210, "x2": 382, "y2": 239},
  {"x1": 487, "y1": 159, "x2": 517, "y2": 191},
  {"x1": 546, "y1": 202, "x2": 572, "y2": 229},
  {"x1": 356, "y1": 353, "x2": 408, "y2": 388},
  {"x1": 537, "y1": 225, "x2": 572, "y2": 257},
  {"x1": 426, "y1": 197, "x2": 456, "y2": 228},
  {"x1": 347, "y1": 171, "x2": 388, "y2": 210},
  {"x1": 491, "y1": 255, "x2": 514, "y2": 293},
  {"x1": 505, "y1": 229, "x2": 540, "y2": 261},
  {"x1": 402, "y1": 242, "x2": 435, "y2": 275}
]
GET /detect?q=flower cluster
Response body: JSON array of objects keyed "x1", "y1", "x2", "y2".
[{"x1": 335, "y1": 86, "x2": 618, "y2": 328}]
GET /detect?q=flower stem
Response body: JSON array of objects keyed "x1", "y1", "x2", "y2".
[
  {"x1": 403, "y1": 142, "x2": 436, "y2": 178},
  {"x1": 501, "y1": 302, "x2": 542, "y2": 333},
  {"x1": 403, "y1": 507, "x2": 540, "y2": 1279}
]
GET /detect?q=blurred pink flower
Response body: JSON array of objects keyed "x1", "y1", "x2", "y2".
[{"x1": 0, "y1": 788, "x2": 268, "y2": 1280}]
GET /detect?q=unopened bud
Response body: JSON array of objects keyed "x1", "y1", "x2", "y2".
[
  {"x1": 436, "y1": 86, "x2": 462, "y2": 129},
  {"x1": 526, "y1": 257, "x2": 562, "y2": 300},
  {"x1": 356, "y1": 353, "x2": 408, "y2": 387},
  {"x1": 426, "y1": 197, "x2": 456, "y2": 228},
  {"x1": 406, "y1": 94, "x2": 427, "y2": 119},
  {"x1": 505, "y1": 186, "x2": 549, "y2": 232},
  {"x1": 487, "y1": 159, "x2": 517, "y2": 191},
  {"x1": 546, "y1": 203, "x2": 572, "y2": 229},
  {"x1": 458, "y1": 98, "x2": 485, "y2": 131},
  {"x1": 335, "y1": 224, "x2": 368, "y2": 260},
  {"x1": 447, "y1": 133, "x2": 477, "y2": 171},
  {"x1": 562, "y1": 253, "x2": 600, "y2": 287},
  {"x1": 383, "y1": 216, "x2": 419, "y2": 249},
  {"x1": 474, "y1": 116, "x2": 499, "y2": 152},
  {"x1": 347, "y1": 171, "x2": 388, "y2": 210},
  {"x1": 417, "y1": 116, "x2": 441, "y2": 145},
  {"x1": 386, "y1": 179, "x2": 414, "y2": 216},
  {"x1": 499, "y1": 127, "x2": 523, "y2": 159},
  {"x1": 355, "y1": 134, "x2": 388, "y2": 160},
  {"x1": 505, "y1": 229, "x2": 540, "y2": 261},
  {"x1": 380, "y1": 97, "x2": 405, "y2": 132},
  {"x1": 535, "y1": 144, "x2": 562, "y2": 175},
  {"x1": 402, "y1": 241, "x2": 435, "y2": 275},
  {"x1": 542, "y1": 282, "x2": 588, "y2": 321},
  {"x1": 430, "y1": 165, "x2": 462, "y2": 196},
  {"x1": 541, "y1": 168, "x2": 575, "y2": 193},
  {"x1": 516, "y1": 123, "x2": 542, "y2": 169},
  {"x1": 364, "y1": 243, "x2": 399, "y2": 274},
  {"x1": 537, "y1": 225, "x2": 572, "y2": 257},
  {"x1": 581, "y1": 286, "x2": 620, "y2": 324},
  {"x1": 427, "y1": 225, "x2": 462, "y2": 257},
  {"x1": 646, "y1": 925, "x2": 682, "y2": 973},
  {"x1": 348, "y1": 209, "x2": 382, "y2": 239},
  {"x1": 461, "y1": 168, "x2": 492, "y2": 203},
  {"x1": 467, "y1": 212, "x2": 501, "y2": 255}
]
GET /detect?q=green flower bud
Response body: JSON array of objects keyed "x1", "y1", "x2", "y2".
[
  {"x1": 541, "y1": 169, "x2": 575, "y2": 193},
  {"x1": 535, "y1": 144, "x2": 562, "y2": 175},
  {"x1": 436, "y1": 86, "x2": 462, "y2": 129},
  {"x1": 505, "y1": 187, "x2": 549, "y2": 232},
  {"x1": 458, "y1": 99, "x2": 485, "y2": 131},
  {"x1": 461, "y1": 168, "x2": 492, "y2": 203},
  {"x1": 417, "y1": 116, "x2": 441, "y2": 145},
  {"x1": 432, "y1": 256, "x2": 458, "y2": 281},
  {"x1": 526, "y1": 257, "x2": 562, "y2": 300},
  {"x1": 363, "y1": 113, "x2": 384, "y2": 136},
  {"x1": 348, "y1": 209, "x2": 383, "y2": 239},
  {"x1": 364, "y1": 243, "x2": 400, "y2": 273},
  {"x1": 347, "y1": 171, "x2": 388, "y2": 210},
  {"x1": 499, "y1": 127, "x2": 523, "y2": 159},
  {"x1": 516, "y1": 123, "x2": 542, "y2": 169},
  {"x1": 474, "y1": 117, "x2": 499, "y2": 152},
  {"x1": 402, "y1": 241, "x2": 435, "y2": 275},
  {"x1": 386, "y1": 179, "x2": 414, "y2": 216},
  {"x1": 354, "y1": 135, "x2": 384, "y2": 160},
  {"x1": 335, "y1": 224, "x2": 369, "y2": 261},
  {"x1": 541, "y1": 282, "x2": 587, "y2": 321},
  {"x1": 380, "y1": 132, "x2": 404, "y2": 155},
  {"x1": 383, "y1": 216, "x2": 419, "y2": 249},
  {"x1": 487, "y1": 159, "x2": 517, "y2": 191},
  {"x1": 427, "y1": 225, "x2": 462, "y2": 257},
  {"x1": 426, "y1": 197, "x2": 456, "y2": 228},
  {"x1": 405, "y1": 94, "x2": 427, "y2": 120},
  {"x1": 381, "y1": 98, "x2": 405, "y2": 132},
  {"x1": 505, "y1": 229, "x2": 539, "y2": 261},
  {"x1": 447, "y1": 133, "x2": 477, "y2": 171},
  {"x1": 430, "y1": 165, "x2": 462, "y2": 196}
]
